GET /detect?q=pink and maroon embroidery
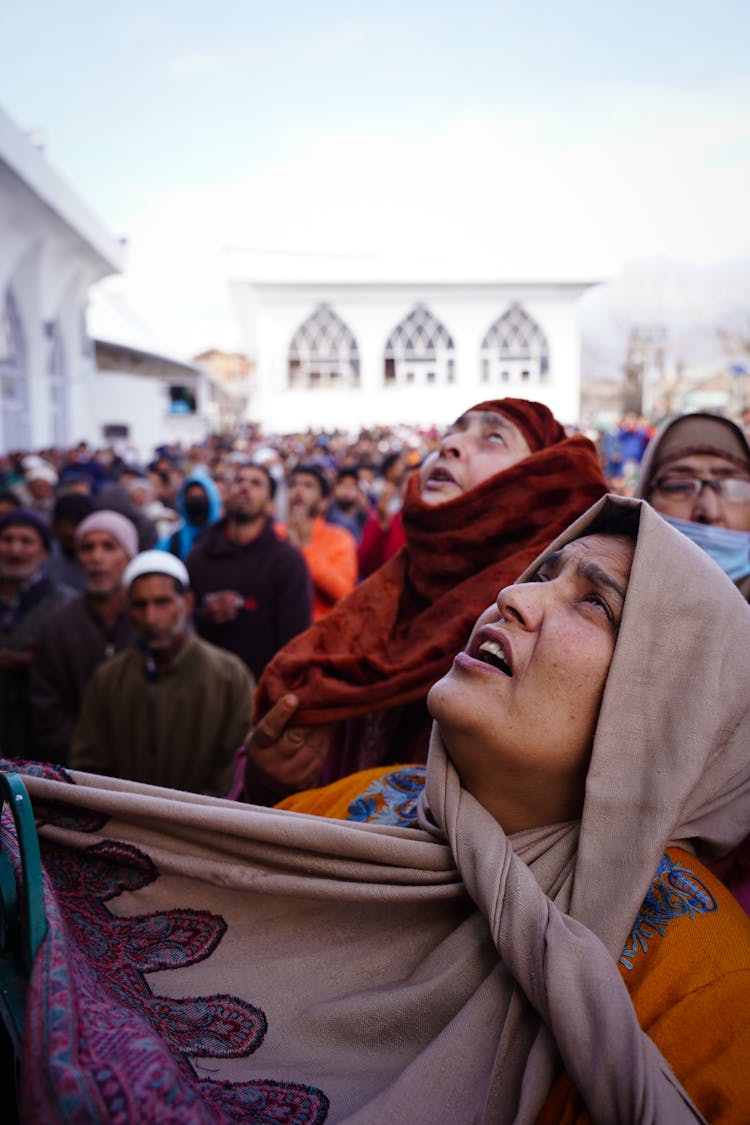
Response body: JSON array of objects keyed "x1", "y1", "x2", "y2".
[{"x1": 0, "y1": 763, "x2": 329, "y2": 1122}]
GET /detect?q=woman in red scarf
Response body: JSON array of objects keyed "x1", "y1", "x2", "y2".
[{"x1": 242, "y1": 399, "x2": 606, "y2": 804}]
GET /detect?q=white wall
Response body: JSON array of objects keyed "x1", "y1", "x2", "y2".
[
  {"x1": 234, "y1": 281, "x2": 593, "y2": 433},
  {"x1": 0, "y1": 111, "x2": 122, "y2": 452},
  {"x1": 88, "y1": 370, "x2": 207, "y2": 460}
]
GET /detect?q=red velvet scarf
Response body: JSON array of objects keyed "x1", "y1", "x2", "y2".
[{"x1": 255, "y1": 407, "x2": 605, "y2": 727}]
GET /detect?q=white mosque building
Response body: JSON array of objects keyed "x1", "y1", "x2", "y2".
[{"x1": 231, "y1": 275, "x2": 597, "y2": 433}]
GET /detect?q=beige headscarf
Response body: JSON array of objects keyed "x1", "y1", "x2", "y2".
[{"x1": 16, "y1": 496, "x2": 750, "y2": 1123}]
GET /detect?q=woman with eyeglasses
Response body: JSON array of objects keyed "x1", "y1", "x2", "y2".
[
  {"x1": 636, "y1": 412, "x2": 750, "y2": 919},
  {"x1": 635, "y1": 411, "x2": 750, "y2": 601}
]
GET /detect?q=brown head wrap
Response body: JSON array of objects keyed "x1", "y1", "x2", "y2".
[
  {"x1": 470, "y1": 398, "x2": 567, "y2": 452},
  {"x1": 255, "y1": 399, "x2": 605, "y2": 766}
]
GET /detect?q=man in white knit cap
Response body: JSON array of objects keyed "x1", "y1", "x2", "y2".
[{"x1": 71, "y1": 550, "x2": 254, "y2": 796}]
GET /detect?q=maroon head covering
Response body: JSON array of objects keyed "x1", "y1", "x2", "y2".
[
  {"x1": 471, "y1": 398, "x2": 567, "y2": 452},
  {"x1": 256, "y1": 399, "x2": 605, "y2": 751}
]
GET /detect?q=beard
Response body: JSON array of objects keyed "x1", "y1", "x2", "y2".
[{"x1": 229, "y1": 506, "x2": 264, "y2": 524}]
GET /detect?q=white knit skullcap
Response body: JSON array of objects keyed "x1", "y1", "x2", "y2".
[
  {"x1": 122, "y1": 550, "x2": 190, "y2": 591},
  {"x1": 25, "y1": 462, "x2": 58, "y2": 485},
  {"x1": 76, "y1": 510, "x2": 138, "y2": 559}
]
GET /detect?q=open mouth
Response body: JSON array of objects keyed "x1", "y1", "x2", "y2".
[
  {"x1": 476, "y1": 639, "x2": 512, "y2": 676},
  {"x1": 427, "y1": 465, "x2": 457, "y2": 485}
]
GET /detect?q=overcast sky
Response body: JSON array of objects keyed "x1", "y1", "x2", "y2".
[{"x1": 2, "y1": 0, "x2": 749, "y2": 356}]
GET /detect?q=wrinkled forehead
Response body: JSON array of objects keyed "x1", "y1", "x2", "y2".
[
  {"x1": 129, "y1": 573, "x2": 185, "y2": 599},
  {"x1": 535, "y1": 532, "x2": 635, "y2": 590},
  {"x1": 232, "y1": 468, "x2": 267, "y2": 485},
  {"x1": 79, "y1": 530, "x2": 123, "y2": 550},
  {"x1": 449, "y1": 409, "x2": 522, "y2": 438},
  {"x1": 0, "y1": 523, "x2": 46, "y2": 547},
  {"x1": 518, "y1": 498, "x2": 642, "y2": 584},
  {"x1": 659, "y1": 452, "x2": 750, "y2": 477}
]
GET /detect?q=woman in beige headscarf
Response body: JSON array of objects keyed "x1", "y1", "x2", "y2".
[
  {"x1": 8, "y1": 496, "x2": 750, "y2": 1122},
  {"x1": 635, "y1": 411, "x2": 750, "y2": 600}
]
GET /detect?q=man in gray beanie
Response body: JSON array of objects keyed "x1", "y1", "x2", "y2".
[
  {"x1": 30, "y1": 510, "x2": 139, "y2": 764},
  {"x1": 70, "y1": 551, "x2": 254, "y2": 796}
]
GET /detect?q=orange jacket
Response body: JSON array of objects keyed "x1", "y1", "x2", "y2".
[{"x1": 277, "y1": 517, "x2": 357, "y2": 621}]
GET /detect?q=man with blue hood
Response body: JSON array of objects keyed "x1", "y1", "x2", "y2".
[
  {"x1": 159, "y1": 470, "x2": 222, "y2": 560},
  {"x1": 636, "y1": 411, "x2": 750, "y2": 600}
]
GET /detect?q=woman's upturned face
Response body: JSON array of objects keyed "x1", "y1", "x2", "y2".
[
  {"x1": 427, "y1": 533, "x2": 635, "y2": 832},
  {"x1": 418, "y1": 410, "x2": 531, "y2": 505}
]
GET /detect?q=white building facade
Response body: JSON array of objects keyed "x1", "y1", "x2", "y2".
[
  {"x1": 0, "y1": 106, "x2": 207, "y2": 458},
  {"x1": 0, "y1": 105, "x2": 125, "y2": 452},
  {"x1": 232, "y1": 279, "x2": 597, "y2": 433}
]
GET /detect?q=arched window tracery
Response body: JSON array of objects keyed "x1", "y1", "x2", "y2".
[
  {"x1": 383, "y1": 304, "x2": 456, "y2": 386},
  {"x1": 288, "y1": 304, "x2": 360, "y2": 388},
  {"x1": 480, "y1": 303, "x2": 549, "y2": 385}
]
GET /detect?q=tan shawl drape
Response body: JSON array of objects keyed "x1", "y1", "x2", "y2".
[{"x1": 15, "y1": 496, "x2": 750, "y2": 1123}]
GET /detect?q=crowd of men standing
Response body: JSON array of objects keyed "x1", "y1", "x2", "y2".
[
  {"x1": 0, "y1": 424, "x2": 427, "y2": 787},
  {"x1": 1, "y1": 406, "x2": 749, "y2": 805}
]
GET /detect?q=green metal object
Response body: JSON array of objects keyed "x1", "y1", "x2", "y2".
[{"x1": 0, "y1": 771, "x2": 48, "y2": 1054}]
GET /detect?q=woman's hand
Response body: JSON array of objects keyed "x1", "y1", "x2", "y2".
[{"x1": 244, "y1": 694, "x2": 332, "y2": 794}]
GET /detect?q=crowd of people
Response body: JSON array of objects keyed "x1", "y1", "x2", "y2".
[{"x1": 1, "y1": 398, "x2": 750, "y2": 1120}]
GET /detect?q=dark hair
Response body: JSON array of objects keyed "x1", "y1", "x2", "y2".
[
  {"x1": 229, "y1": 460, "x2": 277, "y2": 499},
  {"x1": 129, "y1": 572, "x2": 187, "y2": 597},
  {"x1": 336, "y1": 466, "x2": 359, "y2": 484},
  {"x1": 381, "y1": 450, "x2": 404, "y2": 477},
  {"x1": 53, "y1": 493, "x2": 94, "y2": 524},
  {"x1": 0, "y1": 489, "x2": 21, "y2": 510},
  {"x1": 0, "y1": 508, "x2": 51, "y2": 549},
  {"x1": 251, "y1": 462, "x2": 277, "y2": 499},
  {"x1": 587, "y1": 503, "x2": 641, "y2": 541},
  {"x1": 289, "y1": 463, "x2": 330, "y2": 498}
]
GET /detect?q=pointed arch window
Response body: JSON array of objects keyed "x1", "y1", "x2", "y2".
[
  {"x1": 0, "y1": 289, "x2": 30, "y2": 449},
  {"x1": 480, "y1": 303, "x2": 549, "y2": 385},
  {"x1": 47, "y1": 320, "x2": 68, "y2": 445},
  {"x1": 288, "y1": 304, "x2": 360, "y2": 388},
  {"x1": 384, "y1": 304, "x2": 455, "y2": 386}
]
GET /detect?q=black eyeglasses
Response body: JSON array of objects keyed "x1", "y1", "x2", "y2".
[{"x1": 652, "y1": 474, "x2": 750, "y2": 504}]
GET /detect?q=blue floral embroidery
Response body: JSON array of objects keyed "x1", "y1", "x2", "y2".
[
  {"x1": 346, "y1": 767, "x2": 427, "y2": 827},
  {"x1": 619, "y1": 853, "x2": 717, "y2": 970}
]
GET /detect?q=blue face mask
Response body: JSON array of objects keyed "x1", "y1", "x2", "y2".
[{"x1": 661, "y1": 515, "x2": 750, "y2": 582}]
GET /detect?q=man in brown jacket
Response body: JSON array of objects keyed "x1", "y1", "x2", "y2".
[{"x1": 71, "y1": 551, "x2": 254, "y2": 796}]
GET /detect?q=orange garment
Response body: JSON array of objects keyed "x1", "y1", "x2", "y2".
[
  {"x1": 276, "y1": 764, "x2": 417, "y2": 818},
  {"x1": 536, "y1": 850, "x2": 750, "y2": 1125},
  {"x1": 276, "y1": 516, "x2": 357, "y2": 621},
  {"x1": 280, "y1": 775, "x2": 750, "y2": 1124}
]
